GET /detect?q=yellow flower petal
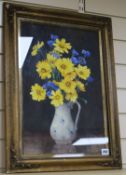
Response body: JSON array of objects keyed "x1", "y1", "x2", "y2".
[
  {"x1": 65, "y1": 90, "x2": 78, "y2": 102},
  {"x1": 31, "y1": 49, "x2": 38, "y2": 56},
  {"x1": 53, "y1": 38, "x2": 72, "y2": 54},
  {"x1": 47, "y1": 53, "x2": 56, "y2": 68},
  {"x1": 59, "y1": 78, "x2": 76, "y2": 93},
  {"x1": 49, "y1": 90, "x2": 64, "y2": 107},
  {"x1": 76, "y1": 65, "x2": 91, "y2": 80},
  {"x1": 76, "y1": 81, "x2": 86, "y2": 92},
  {"x1": 31, "y1": 41, "x2": 44, "y2": 56},
  {"x1": 55, "y1": 58, "x2": 74, "y2": 76},
  {"x1": 65, "y1": 70, "x2": 77, "y2": 80},
  {"x1": 30, "y1": 84, "x2": 46, "y2": 101},
  {"x1": 36, "y1": 60, "x2": 52, "y2": 79}
]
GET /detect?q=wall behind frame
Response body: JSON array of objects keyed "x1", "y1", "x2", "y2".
[{"x1": 0, "y1": 0, "x2": 126, "y2": 174}]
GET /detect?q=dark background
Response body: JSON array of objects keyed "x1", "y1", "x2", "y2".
[{"x1": 21, "y1": 21, "x2": 104, "y2": 139}]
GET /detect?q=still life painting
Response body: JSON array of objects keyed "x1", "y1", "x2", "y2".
[
  {"x1": 20, "y1": 21, "x2": 108, "y2": 157},
  {"x1": 4, "y1": 2, "x2": 121, "y2": 172}
]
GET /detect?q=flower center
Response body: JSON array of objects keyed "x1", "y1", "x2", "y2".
[
  {"x1": 55, "y1": 95, "x2": 60, "y2": 100},
  {"x1": 61, "y1": 64, "x2": 66, "y2": 70},
  {"x1": 41, "y1": 68, "x2": 47, "y2": 73},
  {"x1": 36, "y1": 90, "x2": 42, "y2": 96},
  {"x1": 66, "y1": 81, "x2": 71, "y2": 87},
  {"x1": 59, "y1": 43, "x2": 65, "y2": 49},
  {"x1": 51, "y1": 60, "x2": 54, "y2": 64},
  {"x1": 79, "y1": 71, "x2": 83, "y2": 75}
]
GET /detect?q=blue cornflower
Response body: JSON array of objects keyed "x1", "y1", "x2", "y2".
[
  {"x1": 43, "y1": 83, "x2": 47, "y2": 89},
  {"x1": 47, "y1": 40, "x2": 54, "y2": 47},
  {"x1": 51, "y1": 34, "x2": 59, "y2": 40},
  {"x1": 71, "y1": 56, "x2": 79, "y2": 65},
  {"x1": 72, "y1": 49, "x2": 79, "y2": 56},
  {"x1": 47, "y1": 34, "x2": 59, "y2": 47},
  {"x1": 79, "y1": 57, "x2": 87, "y2": 65},
  {"x1": 71, "y1": 49, "x2": 80, "y2": 65},
  {"x1": 52, "y1": 52, "x2": 60, "y2": 59},
  {"x1": 47, "y1": 81, "x2": 59, "y2": 90},
  {"x1": 87, "y1": 76, "x2": 94, "y2": 82},
  {"x1": 47, "y1": 90, "x2": 52, "y2": 97},
  {"x1": 43, "y1": 81, "x2": 59, "y2": 91},
  {"x1": 82, "y1": 49, "x2": 91, "y2": 58}
]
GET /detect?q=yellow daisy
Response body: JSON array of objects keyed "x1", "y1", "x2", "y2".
[
  {"x1": 47, "y1": 53, "x2": 56, "y2": 68},
  {"x1": 76, "y1": 81, "x2": 86, "y2": 92},
  {"x1": 30, "y1": 84, "x2": 46, "y2": 102},
  {"x1": 49, "y1": 90, "x2": 64, "y2": 107},
  {"x1": 55, "y1": 58, "x2": 74, "y2": 76},
  {"x1": 53, "y1": 38, "x2": 72, "y2": 54},
  {"x1": 66, "y1": 90, "x2": 78, "y2": 102},
  {"x1": 31, "y1": 41, "x2": 44, "y2": 56},
  {"x1": 65, "y1": 70, "x2": 77, "y2": 80},
  {"x1": 36, "y1": 60, "x2": 52, "y2": 79},
  {"x1": 59, "y1": 78, "x2": 76, "y2": 93},
  {"x1": 76, "y1": 65, "x2": 91, "y2": 80}
]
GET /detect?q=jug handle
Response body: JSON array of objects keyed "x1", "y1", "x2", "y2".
[{"x1": 74, "y1": 101, "x2": 81, "y2": 131}]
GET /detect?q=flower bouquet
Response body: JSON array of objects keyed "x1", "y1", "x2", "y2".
[
  {"x1": 29, "y1": 34, "x2": 93, "y2": 145},
  {"x1": 30, "y1": 34, "x2": 93, "y2": 107}
]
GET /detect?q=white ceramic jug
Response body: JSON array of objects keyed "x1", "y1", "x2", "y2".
[{"x1": 50, "y1": 101, "x2": 81, "y2": 145}]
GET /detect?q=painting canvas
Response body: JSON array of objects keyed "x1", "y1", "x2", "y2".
[
  {"x1": 19, "y1": 21, "x2": 108, "y2": 157},
  {"x1": 4, "y1": 2, "x2": 121, "y2": 172}
]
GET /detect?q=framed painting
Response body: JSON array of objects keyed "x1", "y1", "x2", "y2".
[{"x1": 4, "y1": 2, "x2": 121, "y2": 173}]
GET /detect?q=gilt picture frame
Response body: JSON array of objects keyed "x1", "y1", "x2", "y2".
[{"x1": 4, "y1": 2, "x2": 121, "y2": 173}]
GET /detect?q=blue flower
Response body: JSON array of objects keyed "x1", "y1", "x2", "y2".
[
  {"x1": 82, "y1": 49, "x2": 91, "y2": 58},
  {"x1": 87, "y1": 76, "x2": 94, "y2": 82},
  {"x1": 47, "y1": 90, "x2": 52, "y2": 97},
  {"x1": 47, "y1": 34, "x2": 59, "y2": 47},
  {"x1": 52, "y1": 52, "x2": 60, "y2": 59},
  {"x1": 43, "y1": 82, "x2": 59, "y2": 98},
  {"x1": 71, "y1": 56, "x2": 79, "y2": 65},
  {"x1": 79, "y1": 57, "x2": 87, "y2": 65},
  {"x1": 43, "y1": 81, "x2": 59, "y2": 91},
  {"x1": 47, "y1": 40, "x2": 54, "y2": 47},
  {"x1": 47, "y1": 82, "x2": 59, "y2": 90},
  {"x1": 72, "y1": 49, "x2": 79, "y2": 56},
  {"x1": 43, "y1": 83, "x2": 47, "y2": 89},
  {"x1": 51, "y1": 34, "x2": 59, "y2": 40}
]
